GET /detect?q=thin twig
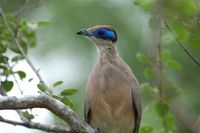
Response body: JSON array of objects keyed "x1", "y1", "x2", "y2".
[
  {"x1": 0, "y1": 6, "x2": 50, "y2": 92},
  {"x1": 0, "y1": 115, "x2": 72, "y2": 133},
  {"x1": 157, "y1": 13, "x2": 169, "y2": 133},
  {"x1": 150, "y1": 1, "x2": 170, "y2": 131},
  {"x1": 7, "y1": 63, "x2": 24, "y2": 95},
  {"x1": 11, "y1": 73, "x2": 23, "y2": 94},
  {"x1": 163, "y1": 17, "x2": 200, "y2": 67}
]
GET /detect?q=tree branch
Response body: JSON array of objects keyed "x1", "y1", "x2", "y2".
[
  {"x1": 163, "y1": 17, "x2": 200, "y2": 67},
  {"x1": 151, "y1": 9, "x2": 169, "y2": 132},
  {"x1": 157, "y1": 15, "x2": 169, "y2": 133},
  {"x1": 0, "y1": 116, "x2": 72, "y2": 133},
  {"x1": 0, "y1": 94, "x2": 96, "y2": 133}
]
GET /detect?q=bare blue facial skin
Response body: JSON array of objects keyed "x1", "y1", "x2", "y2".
[
  {"x1": 93, "y1": 29, "x2": 116, "y2": 41},
  {"x1": 76, "y1": 28, "x2": 117, "y2": 42}
]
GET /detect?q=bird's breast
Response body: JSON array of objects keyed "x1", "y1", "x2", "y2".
[{"x1": 86, "y1": 59, "x2": 135, "y2": 133}]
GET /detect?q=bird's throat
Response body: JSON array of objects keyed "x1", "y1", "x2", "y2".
[{"x1": 98, "y1": 44, "x2": 117, "y2": 63}]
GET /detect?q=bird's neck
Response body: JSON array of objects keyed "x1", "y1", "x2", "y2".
[{"x1": 98, "y1": 44, "x2": 117, "y2": 63}]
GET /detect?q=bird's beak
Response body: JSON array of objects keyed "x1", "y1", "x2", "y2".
[{"x1": 76, "y1": 29, "x2": 92, "y2": 37}]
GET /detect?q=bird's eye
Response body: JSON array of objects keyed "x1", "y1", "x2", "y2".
[{"x1": 98, "y1": 30, "x2": 104, "y2": 35}]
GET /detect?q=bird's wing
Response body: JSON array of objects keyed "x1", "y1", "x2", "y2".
[
  {"x1": 84, "y1": 98, "x2": 91, "y2": 123},
  {"x1": 131, "y1": 76, "x2": 142, "y2": 133}
]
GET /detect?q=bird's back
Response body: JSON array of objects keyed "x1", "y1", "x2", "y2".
[{"x1": 85, "y1": 56, "x2": 137, "y2": 133}]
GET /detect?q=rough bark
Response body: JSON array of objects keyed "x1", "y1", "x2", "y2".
[{"x1": 0, "y1": 94, "x2": 96, "y2": 133}]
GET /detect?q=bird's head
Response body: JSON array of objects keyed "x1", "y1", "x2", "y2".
[{"x1": 76, "y1": 25, "x2": 117, "y2": 46}]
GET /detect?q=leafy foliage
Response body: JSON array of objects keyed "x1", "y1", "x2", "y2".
[
  {"x1": 51, "y1": 81, "x2": 78, "y2": 107},
  {"x1": 134, "y1": 0, "x2": 200, "y2": 132},
  {"x1": 0, "y1": 8, "x2": 78, "y2": 123},
  {"x1": 0, "y1": 13, "x2": 37, "y2": 93}
]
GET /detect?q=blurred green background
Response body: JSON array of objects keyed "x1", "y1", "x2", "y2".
[{"x1": 0, "y1": 0, "x2": 200, "y2": 133}]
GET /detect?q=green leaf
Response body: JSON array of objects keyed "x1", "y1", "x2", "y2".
[
  {"x1": 2, "y1": 30, "x2": 12, "y2": 40},
  {"x1": 166, "y1": 115, "x2": 175, "y2": 130},
  {"x1": 19, "y1": 39, "x2": 28, "y2": 55},
  {"x1": 0, "y1": 65, "x2": 6, "y2": 70},
  {"x1": 161, "y1": 49, "x2": 171, "y2": 61},
  {"x1": 136, "y1": 53, "x2": 148, "y2": 64},
  {"x1": 53, "y1": 81, "x2": 63, "y2": 88},
  {"x1": 60, "y1": 88, "x2": 78, "y2": 96},
  {"x1": 2, "y1": 80, "x2": 14, "y2": 92},
  {"x1": 17, "y1": 71, "x2": 26, "y2": 80},
  {"x1": 8, "y1": 45, "x2": 21, "y2": 54},
  {"x1": 0, "y1": 55, "x2": 8, "y2": 64},
  {"x1": 165, "y1": 59, "x2": 182, "y2": 70},
  {"x1": 144, "y1": 67, "x2": 153, "y2": 79},
  {"x1": 173, "y1": 23, "x2": 188, "y2": 41},
  {"x1": 37, "y1": 83, "x2": 46, "y2": 92},
  {"x1": 11, "y1": 55, "x2": 24, "y2": 62},
  {"x1": 0, "y1": 65, "x2": 11, "y2": 76},
  {"x1": 161, "y1": 32, "x2": 174, "y2": 45},
  {"x1": 141, "y1": 83, "x2": 151, "y2": 90},
  {"x1": 61, "y1": 97, "x2": 74, "y2": 107},
  {"x1": 28, "y1": 78, "x2": 33, "y2": 82},
  {"x1": 140, "y1": 126, "x2": 153, "y2": 133},
  {"x1": 0, "y1": 44, "x2": 6, "y2": 53},
  {"x1": 22, "y1": 111, "x2": 34, "y2": 121},
  {"x1": 141, "y1": 83, "x2": 152, "y2": 95},
  {"x1": 19, "y1": 20, "x2": 28, "y2": 30},
  {"x1": 155, "y1": 102, "x2": 169, "y2": 118},
  {"x1": 3, "y1": 68, "x2": 11, "y2": 76},
  {"x1": 37, "y1": 21, "x2": 50, "y2": 27},
  {"x1": 188, "y1": 34, "x2": 200, "y2": 51},
  {"x1": 27, "y1": 31, "x2": 36, "y2": 48}
]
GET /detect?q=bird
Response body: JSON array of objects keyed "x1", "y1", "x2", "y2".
[{"x1": 76, "y1": 25, "x2": 142, "y2": 133}]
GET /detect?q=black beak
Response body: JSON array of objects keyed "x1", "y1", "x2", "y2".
[{"x1": 76, "y1": 29, "x2": 91, "y2": 36}]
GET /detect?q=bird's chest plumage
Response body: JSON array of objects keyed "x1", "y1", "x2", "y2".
[{"x1": 86, "y1": 59, "x2": 135, "y2": 133}]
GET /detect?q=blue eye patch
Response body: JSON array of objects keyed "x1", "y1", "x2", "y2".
[{"x1": 93, "y1": 28, "x2": 117, "y2": 42}]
